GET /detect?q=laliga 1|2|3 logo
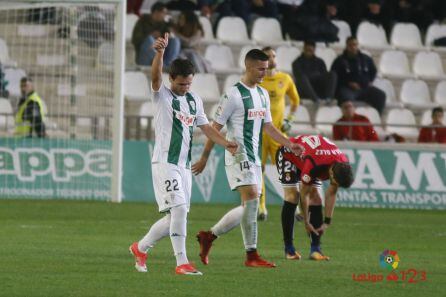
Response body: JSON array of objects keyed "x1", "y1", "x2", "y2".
[{"x1": 352, "y1": 250, "x2": 428, "y2": 284}]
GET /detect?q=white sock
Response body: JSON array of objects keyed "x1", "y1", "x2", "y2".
[
  {"x1": 169, "y1": 204, "x2": 189, "y2": 266},
  {"x1": 138, "y1": 214, "x2": 171, "y2": 252},
  {"x1": 210, "y1": 205, "x2": 243, "y2": 236},
  {"x1": 240, "y1": 199, "x2": 259, "y2": 250}
]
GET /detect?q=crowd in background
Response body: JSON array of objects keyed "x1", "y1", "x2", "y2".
[
  {"x1": 128, "y1": 0, "x2": 446, "y2": 42},
  {"x1": 125, "y1": 0, "x2": 446, "y2": 144}
]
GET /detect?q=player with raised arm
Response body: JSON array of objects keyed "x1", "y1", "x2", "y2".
[
  {"x1": 129, "y1": 33, "x2": 237, "y2": 275},
  {"x1": 258, "y1": 46, "x2": 300, "y2": 221},
  {"x1": 192, "y1": 49, "x2": 303, "y2": 268},
  {"x1": 276, "y1": 134, "x2": 354, "y2": 260}
]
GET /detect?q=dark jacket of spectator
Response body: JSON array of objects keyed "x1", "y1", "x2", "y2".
[
  {"x1": 331, "y1": 37, "x2": 386, "y2": 114},
  {"x1": 293, "y1": 55, "x2": 327, "y2": 78},
  {"x1": 390, "y1": 0, "x2": 434, "y2": 32},
  {"x1": 292, "y1": 43, "x2": 337, "y2": 102},
  {"x1": 331, "y1": 50, "x2": 377, "y2": 89}
]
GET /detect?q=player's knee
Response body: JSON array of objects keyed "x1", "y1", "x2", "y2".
[{"x1": 170, "y1": 204, "x2": 188, "y2": 221}]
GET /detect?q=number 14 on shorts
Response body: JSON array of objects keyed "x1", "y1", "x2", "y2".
[{"x1": 240, "y1": 161, "x2": 251, "y2": 171}]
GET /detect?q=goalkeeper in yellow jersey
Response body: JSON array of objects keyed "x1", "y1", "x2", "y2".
[{"x1": 258, "y1": 46, "x2": 300, "y2": 220}]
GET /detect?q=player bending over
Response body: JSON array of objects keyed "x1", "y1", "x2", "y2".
[
  {"x1": 192, "y1": 49, "x2": 303, "y2": 268},
  {"x1": 276, "y1": 134, "x2": 353, "y2": 260},
  {"x1": 129, "y1": 33, "x2": 237, "y2": 275}
]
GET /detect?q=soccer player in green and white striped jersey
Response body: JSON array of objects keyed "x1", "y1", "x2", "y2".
[
  {"x1": 193, "y1": 49, "x2": 303, "y2": 268},
  {"x1": 129, "y1": 33, "x2": 237, "y2": 276}
]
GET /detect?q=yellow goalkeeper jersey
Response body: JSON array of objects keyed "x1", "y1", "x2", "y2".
[{"x1": 260, "y1": 71, "x2": 300, "y2": 129}]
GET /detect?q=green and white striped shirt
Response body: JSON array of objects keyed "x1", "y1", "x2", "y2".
[
  {"x1": 215, "y1": 81, "x2": 272, "y2": 166},
  {"x1": 151, "y1": 83, "x2": 209, "y2": 169}
]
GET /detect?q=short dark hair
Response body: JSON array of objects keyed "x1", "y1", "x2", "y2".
[
  {"x1": 151, "y1": 2, "x2": 167, "y2": 13},
  {"x1": 346, "y1": 36, "x2": 357, "y2": 44},
  {"x1": 261, "y1": 46, "x2": 273, "y2": 52},
  {"x1": 20, "y1": 76, "x2": 32, "y2": 83},
  {"x1": 245, "y1": 49, "x2": 269, "y2": 62},
  {"x1": 169, "y1": 58, "x2": 195, "y2": 79},
  {"x1": 304, "y1": 40, "x2": 316, "y2": 47},
  {"x1": 332, "y1": 162, "x2": 354, "y2": 188},
  {"x1": 432, "y1": 107, "x2": 444, "y2": 117}
]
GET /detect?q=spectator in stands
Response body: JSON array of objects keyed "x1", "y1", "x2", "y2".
[
  {"x1": 131, "y1": 2, "x2": 180, "y2": 66},
  {"x1": 362, "y1": 0, "x2": 393, "y2": 36},
  {"x1": 320, "y1": 0, "x2": 340, "y2": 21},
  {"x1": 278, "y1": 0, "x2": 338, "y2": 42},
  {"x1": 331, "y1": 36, "x2": 386, "y2": 114},
  {"x1": 333, "y1": 101, "x2": 379, "y2": 141},
  {"x1": 418, "y1": 107, "x2": 446, "y2": 143},
  {"x1": 292, "y1": 40, "x2": 337, "y2": 103},
  {"x1": 173, "y1": 10, "x2": 211, "y2": 72},
  {"x1": 15, "y1": 77, "x2": 46, "y2": 138},
  {"x1": 198, "y1": 0, "x2": 278, "y2": 26},
  {"x1": 433, "y1": 0, "x2": 446, "y2": 21},
  {"x1": 391, "y1": 0, "x2": 435, "y2": 33},
  {"x1": 335, "y1": 0, "x2": 363, "y2": 36},
  {"x1": 250, "y1": 0, "x2": 279, "y2": 19}
]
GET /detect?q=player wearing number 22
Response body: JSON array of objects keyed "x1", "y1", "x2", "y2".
[
  {"x1": 276, "y1": 135, "x2": 354, "y2": 260},
  {"x1": 192, "y1": 49, "x2": 303, "y2": 268},
  {"x1": 129, "y1": 33, "x2": 238, "y2": 276}
]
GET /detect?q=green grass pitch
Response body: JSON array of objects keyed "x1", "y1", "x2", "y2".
[{"x1": 0, "y1": 200, "x2": 444, "y2": 297}]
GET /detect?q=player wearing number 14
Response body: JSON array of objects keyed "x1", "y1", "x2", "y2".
[
  {"x1": 129, "y1": 33, "x2": 237, "y2": 276},
  {"x1": 192, "y1": 49, "x2": 303, "y2": 268},
  {"x1": 275, "y1": 135, "x2": 354, "y2": 260}
]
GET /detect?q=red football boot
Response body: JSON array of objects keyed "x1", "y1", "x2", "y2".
[
  {"x1": 196, "y1": 230, "x2": 216, "y2": 265},
  {"x1": 245, "y1": 251, "x2": 276, "y2": 268}
]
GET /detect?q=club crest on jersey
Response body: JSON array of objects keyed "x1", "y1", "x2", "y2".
[
  {"x1": 247, "y1": 108, "x2": 266, "y2": 120},
  {"x1": 302, "y1": 174, "x2": 311, "y2": 183},
  {"x1": 215, "y1": 105, "x2": 223, "y2": 117},
  {"x1": 175, "y1": 110, "x2": 196, "y2": 127}
]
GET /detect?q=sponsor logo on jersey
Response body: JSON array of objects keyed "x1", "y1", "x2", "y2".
[
  {"x1": 174, "y1": 110, "x2": 196, "y2": 127},
  {"x1": 247, "y1": 108, "x2": 266, "y2": 120}
]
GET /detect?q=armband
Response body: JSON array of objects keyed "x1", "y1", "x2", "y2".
[{"x1": 324, "y1": 217, "x2": 332, "y2": 225}]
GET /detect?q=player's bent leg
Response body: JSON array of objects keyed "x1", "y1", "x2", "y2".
[
  {"x1": 130, "y1": 213, "x2": 171, "y2": 272},
  {"x1": 197, "y1": 205, "x2": 243, "y2": 265}
]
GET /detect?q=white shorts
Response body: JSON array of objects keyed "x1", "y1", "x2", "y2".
[
  {"x1": 225, "y1": 161, "x2": 262, "y2": 196},
  {"x1": 152, "y1": 163, "x2": 191, "y2": 213}
]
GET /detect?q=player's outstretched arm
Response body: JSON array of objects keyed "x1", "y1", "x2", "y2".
[
  {"x1": 192, "y1": 122, "x2": 226, "y2": 175},
  {"x1": 263, "y1": 122, "x2": 303, "y2": 155},
  {"x1": 300, "y1": 183, "x2": 319, "y2": 236},
  {"x1": 151, "y1": 33, "x2": 169, "y2": 91},
  {"x1": 200, "y1": 123, "x2": 237, "y2": 154}
]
